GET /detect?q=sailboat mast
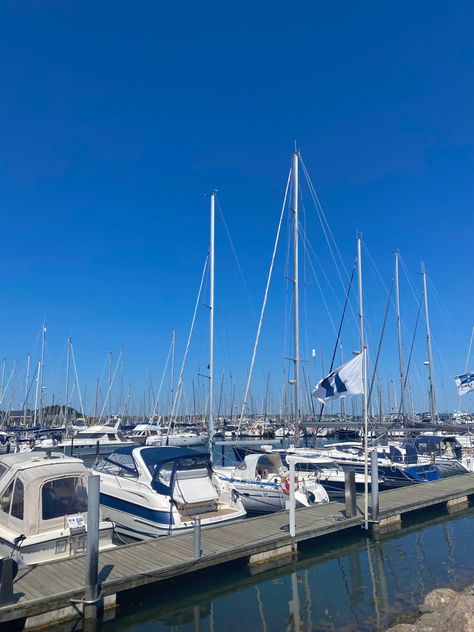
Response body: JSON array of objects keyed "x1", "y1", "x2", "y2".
[
  {"x1": 108, "y1": 350, "x2": 112, "y2": 417},
  {"x1": 65, "y1": 336, "x2": 71, "y2": 423},
  {"x1": 39, "y1": 322, "x2": 46, "y2": 426},
  {"x1": 292, "y1": 151, "x2": 300, "y2": 438},
  {"x1": 357, "y1": 236, "x2": 369, "y2": 530},
  {"x1": 422, "y1": 262, "x2": 437, "y2": 421},
  {"x1": 394, "y1": 251, "x2": 405, "y2": 419},
  {"x1": 23, "y1": 353, "x2": 30, "y2": 425},
  {"x1": 209, "y1": 191, "x2": 215, "y2": 453}
]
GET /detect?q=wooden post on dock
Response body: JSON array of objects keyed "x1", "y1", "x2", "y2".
[{"x1": 84, "y1": 474, "x2": 101, "y2": 620}]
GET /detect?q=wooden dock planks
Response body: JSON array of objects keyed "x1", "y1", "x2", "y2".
[{"x1": 1, "y1": 473, "x2": 473, "y2": 625}]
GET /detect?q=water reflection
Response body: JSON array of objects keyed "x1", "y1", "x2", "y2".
[{"x1": 91, "y1": 505, "x2": 474, "y2": 632}]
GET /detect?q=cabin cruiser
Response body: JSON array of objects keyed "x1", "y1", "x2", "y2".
[
  {"x1": 94, "y1": 446, "x2": 246, "y2": 539},
  {"x1": 214, "y1": 452, "x2": 329, "y2": 513},
  {"x1": 127, "y1": 422, "x2": 164, "y2": 445},
  {"x1": 58, "y1": 420, "x2": 133, "y2": 456},
  {"x1": 145, "y1": 426, "x2": 207, "y2": 448},
  {"x1": 0, "y1": 451, "x2": 115, "y2": 565}
]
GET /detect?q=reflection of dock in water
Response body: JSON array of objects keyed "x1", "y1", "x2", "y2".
[{"x1": 105, "y1": 505, "x2": 474, "y2": 632}]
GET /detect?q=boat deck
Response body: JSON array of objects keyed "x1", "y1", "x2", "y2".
[{"x1": 2, "y1": 473, "x2": 474, "y2": 626}]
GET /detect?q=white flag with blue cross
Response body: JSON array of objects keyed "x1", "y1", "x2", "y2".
[{"x1": 312, "y1": 352, "x2": 364, "y2": 404}]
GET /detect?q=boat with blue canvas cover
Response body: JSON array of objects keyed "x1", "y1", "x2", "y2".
[{"x1": 94, "y1": 445, "x2": 246, "y2": 539}]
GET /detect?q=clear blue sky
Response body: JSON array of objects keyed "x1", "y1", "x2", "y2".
[{"x1": 0, "y1": 1, "x2": 472, "y2": 416}]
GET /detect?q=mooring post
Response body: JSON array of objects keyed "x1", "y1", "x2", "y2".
[
  {"x1": 84, "y1": 474, "x2": 101, "y2": 620},
  {"x1": 0, "y1": 557, "x2": 18, "y2": 606},
  {"x1": 344, "y1": 468, "x2": 357, "y2": 518},
  {"x1": 221, "y1": 443, "x2": 225, "y2": 466},
  {"x1": 95, "y1": 439, "x2": 100, "y2": 465},
  {"x1": 371, "y1": 449, "x2": 379, "y2": 521},
  {"x1": 194, "y1": 516, "x2": 202, "y2": 559},
  {"x1": 289, "y1": 459, "x2": 296, "y2": 537}
]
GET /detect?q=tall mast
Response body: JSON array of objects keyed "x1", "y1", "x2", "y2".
[
  {"x1": 422, "y1": 262, "x2": 437, "y2": 421},
  {"x1": 23, "y1": 353, "x2": 30, "y2": 425},
  {"x1": 170, "y1": 328, "x2": 176, "y2": 415},
  {"x1": 39, "y1": 322, "x2": 46, "y2": 426},
  {"x1": 0, "y1": 359, "x2": 6, "y2": 412},
  {"x1": 357, "y1": 236, "x2": 369, "y2": 530},
  {"x1": 394, "y1": 251, "x2": 405, "y2": 420},
  {"x1": 65, "y1": 336, "x2": 71, "y2": 424},
  {"x1": 292, "y1": 151, "x2": 300, "y2": 439},
  {"x1": 208, "y1": 191, "x2": 215, "y2": 454},
  {"x1": 108, "y1": 350, "x2": 112, "y2": 417}
]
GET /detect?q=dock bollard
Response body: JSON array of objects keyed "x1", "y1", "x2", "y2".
[
  {"x1": 371, "y1": 449, "x2": 379, "y2": 521},
  {"x1": 84, "y1": 474, "x2": 101, "y2": 620},
  {"x1": 194, "y1": 516, "x2": 202, "y2": 559},
  {"x1": 344, "y1": 468, "x2": 357, "y2": 518},
  {"x1": 289, "y1": 460, "x2": 296, "y2": 537},
  {"x1": 0, "y1": 557, "x2": 18, "y2": 606}
]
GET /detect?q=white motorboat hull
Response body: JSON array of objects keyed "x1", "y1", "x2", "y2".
[{"x1": 0, "y1": 522, "x2": 115, "y2": 566}]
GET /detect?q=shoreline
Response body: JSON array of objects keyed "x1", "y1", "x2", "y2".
[{"x1": 386, "y1": 583, "x2": 474, "y2": 632}]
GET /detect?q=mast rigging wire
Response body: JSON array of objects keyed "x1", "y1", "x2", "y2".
[{"x1": 238, "y1": 168, "x2": 292, "y2": 434}]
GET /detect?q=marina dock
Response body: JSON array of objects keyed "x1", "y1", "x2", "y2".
[{"x1": 2, "y1": 473, "x2": 474, "y2": 629}]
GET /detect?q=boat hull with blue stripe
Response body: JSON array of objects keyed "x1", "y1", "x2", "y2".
[{"x1": 94, "y1": 446, "x2": 246, "y2": 539}]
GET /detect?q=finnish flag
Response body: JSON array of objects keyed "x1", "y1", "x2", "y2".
[
  {"x1": 454, "y1": 373, "x2": 474, "y2": 396},
  {"x1": 312, "y1": 352, "x2": 364, "y2": 404}
]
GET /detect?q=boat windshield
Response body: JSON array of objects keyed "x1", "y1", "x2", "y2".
[
  {"x1": 95, "y1": 451, "x2": 138, "y2": 477},
  {"x1": 145, "y1": 454, "x2": 211, "y2": 478}
]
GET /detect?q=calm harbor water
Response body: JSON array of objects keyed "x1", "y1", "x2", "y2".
[{"x1": 52, "y1": 502, "x2": 474, "y2": 632}]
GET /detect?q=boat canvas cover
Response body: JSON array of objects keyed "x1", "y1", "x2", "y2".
[
  {"x1": 235, "y1": 453, "x2": 283, "y2": 481},
  {"x1": 0, "y1": 457, "x2": 89, "y2": 535}
]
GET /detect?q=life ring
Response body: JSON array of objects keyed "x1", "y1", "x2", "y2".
[{"x1": 281, "y1": 475, "x2": 299, "y2": 494}]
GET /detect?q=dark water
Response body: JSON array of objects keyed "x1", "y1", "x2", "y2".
[{"x1": 77, "y1": 504, "x2": 473, "y2": 632}]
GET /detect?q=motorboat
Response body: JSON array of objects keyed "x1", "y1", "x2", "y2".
[
  {"x1": 144, "y1": 425, "x2": 208, "y2": 448},
  {"x1": 214, "y1": 452, "x2": 329, "y2": 513},
  {"x1": 58, "y1": 419, "x2": 133, "y2": 456},
  {"x1": 0, "y1": 451, "x2": 115, "y2": 565},
  {"x1": 94, "y1": 445, "x2": 246, "y2": 539}
]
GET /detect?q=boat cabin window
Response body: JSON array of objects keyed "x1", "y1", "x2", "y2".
[
  {"x1": 42, "y1": 477, "x2": 88, "y2": 520},
  {"x1": 11, "y1": 478, "x2": 24, "y2": 519},
  {"x1": 107, "y1": 434, "x2": 116, "y2": 441},
  {"x1": 0, "y1": 464, "x2": 7, "y2": 479},
  {"x1": 0, "y1": 480, "x2": 14, "y2": 514},
  {"x1": 0, "y1": 478, "x2": 23, "y2": 520},
  {"x1": 76, "y1": 432, "x2": 100, "y2": 440}
]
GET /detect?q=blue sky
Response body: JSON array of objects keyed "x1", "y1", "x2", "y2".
[{"x1": 0, "y1": 1, "x2": 472, "y2": 416}]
